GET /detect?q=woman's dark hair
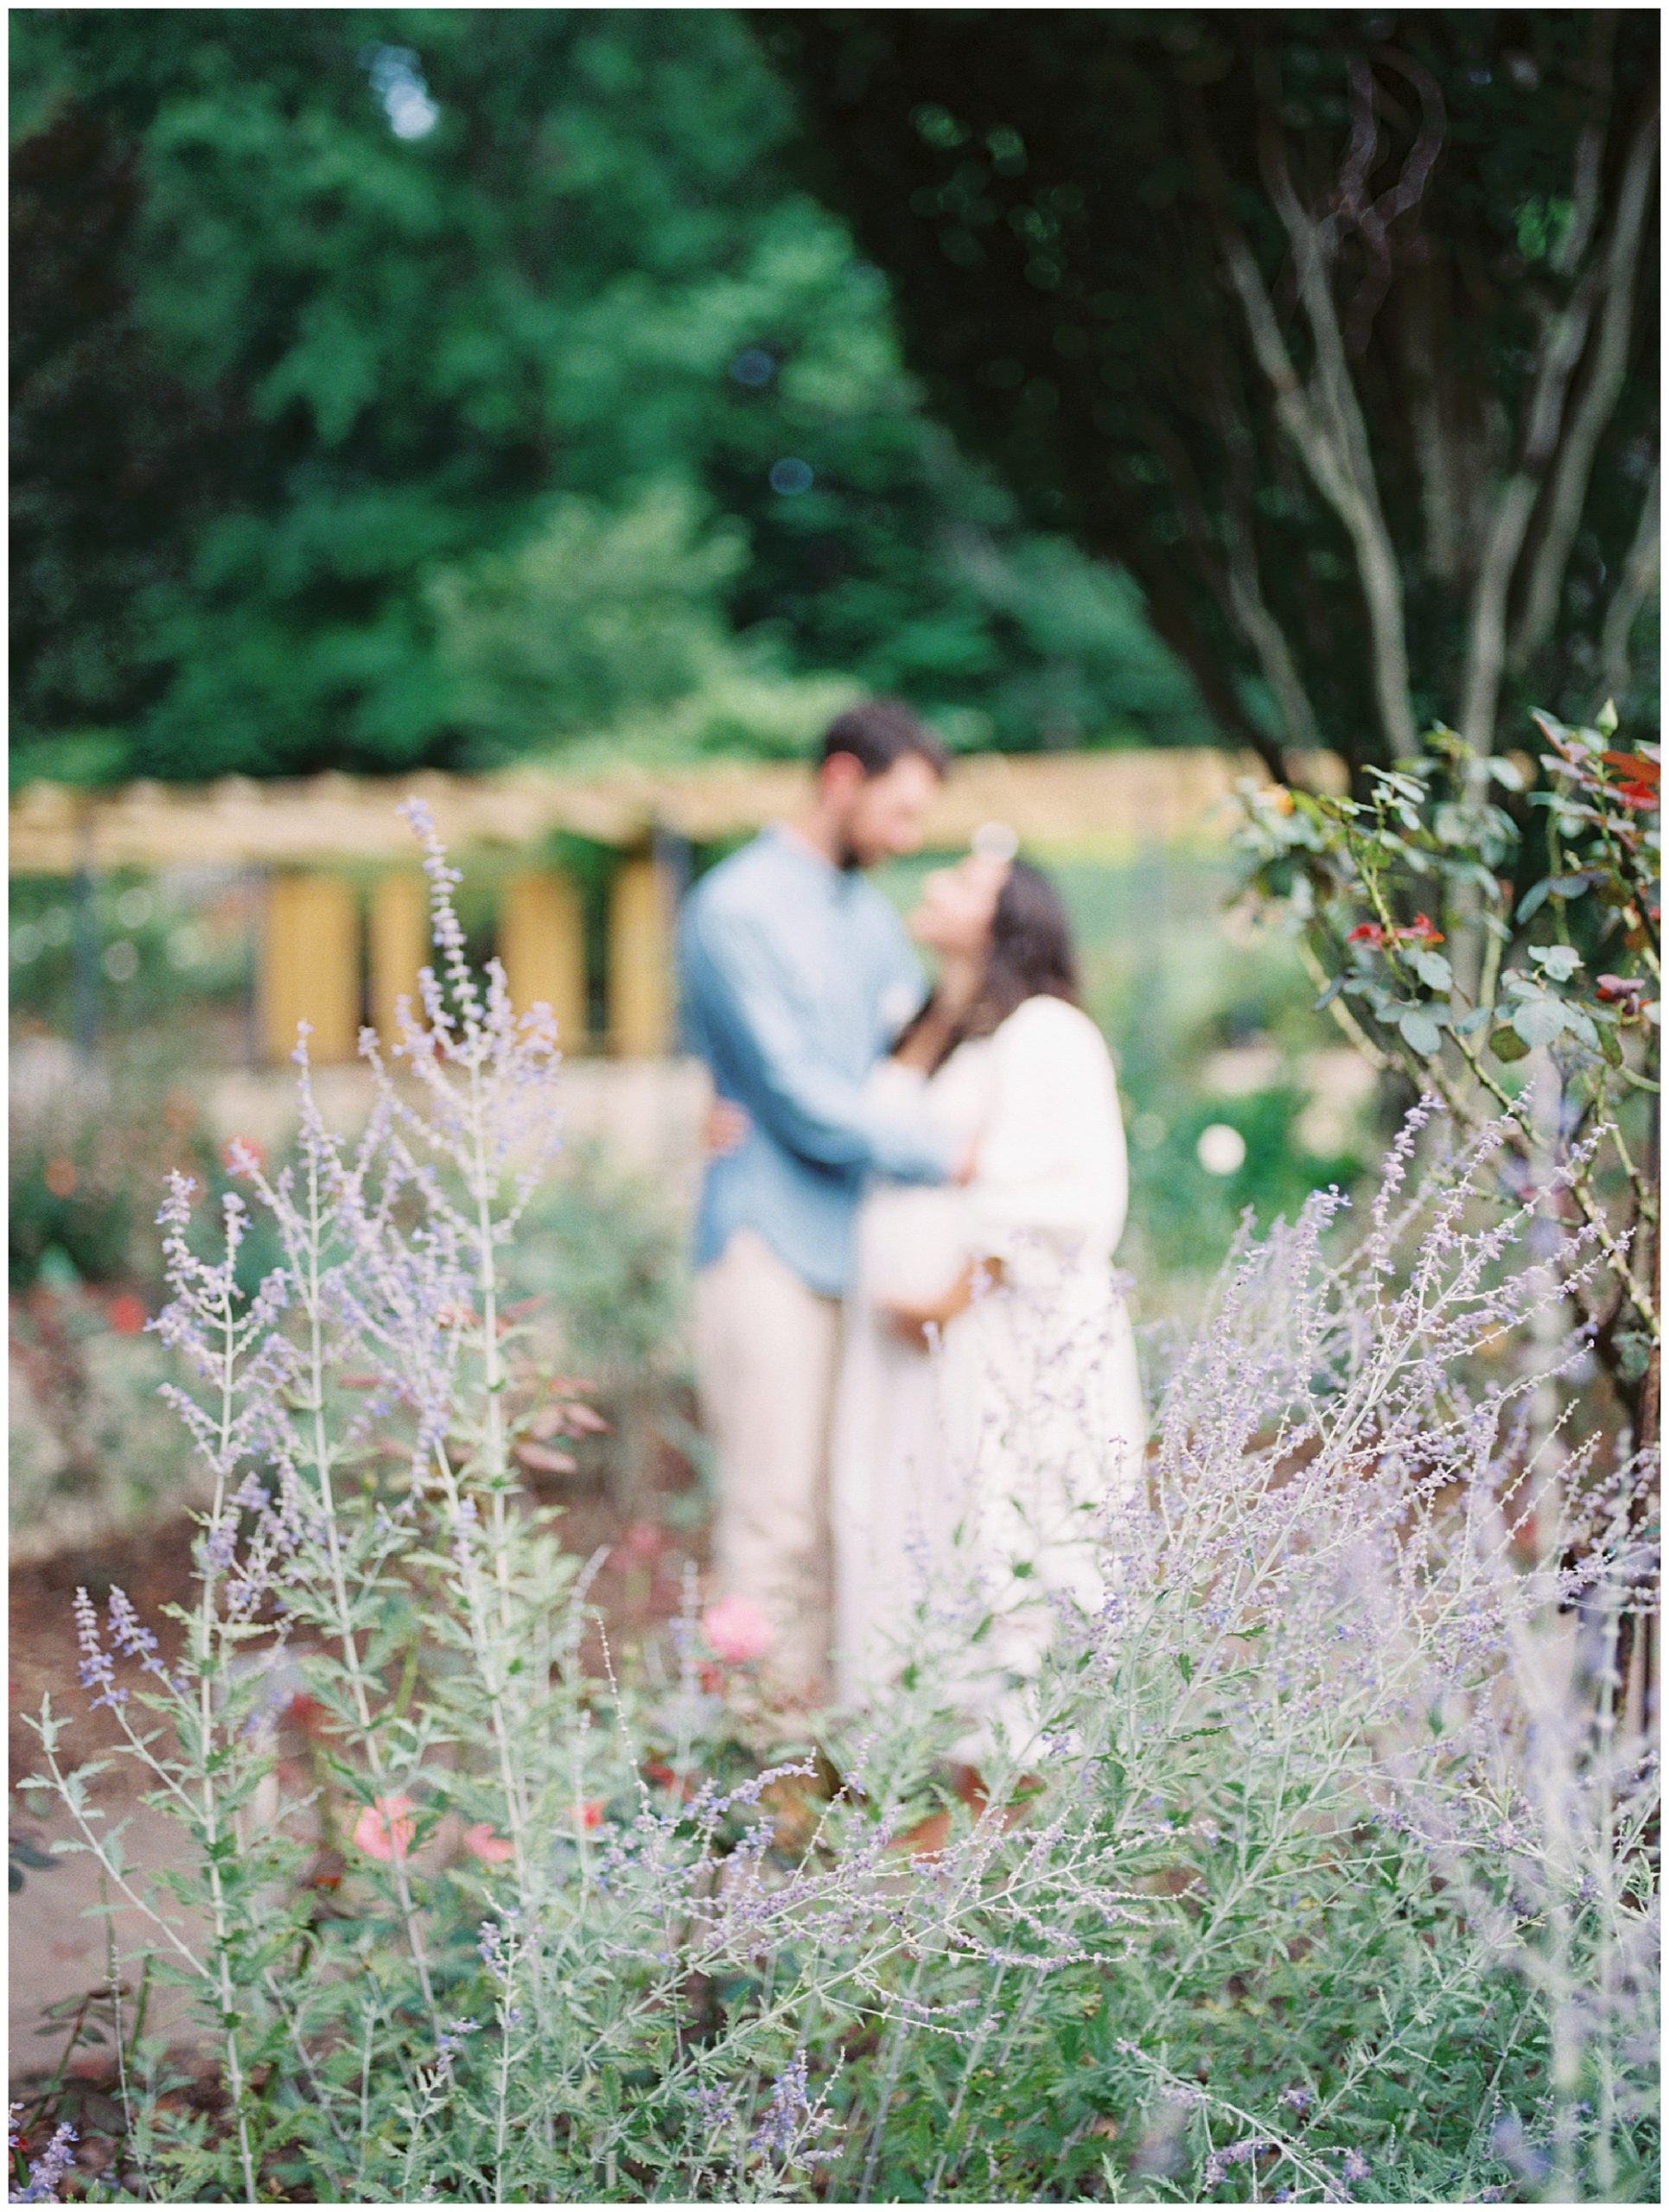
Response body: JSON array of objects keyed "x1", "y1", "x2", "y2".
[{"x1": 895, "y1": 857, "x2": 1080, "y2": 1071}]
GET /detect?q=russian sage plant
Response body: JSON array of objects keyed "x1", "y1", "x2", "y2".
[{"x1": 16, "y1": 810, "x2": 1658, "y2": 2204}]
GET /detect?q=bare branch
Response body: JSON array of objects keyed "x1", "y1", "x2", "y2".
[
  {"x1": 1341, "y1": 49, "x2": 1446, "y2": 354},
  {"x1": 1458, "y1": 258, "x2": 1605, "y2": 753},
  {"x1": 1401, "y1": 270, "x2": 1462, "y2": 582},
  {"x1": 1511, "y1": 96, "x2": 1660, "y2": 669},
  {"x1": 1249, "y1": 88, "x2": 1420, "y2": 758},
  {"x1": 1596, "y1": 463, "x2": 1660, "y2": 713},
  {"x1": 1552, "y1": 11, "x2": 1618, "y2": 278}
]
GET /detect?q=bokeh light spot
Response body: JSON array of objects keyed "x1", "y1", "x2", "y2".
[
  {"x1": 768, "y1": 457, "x2": 813, "y2": 496},
  {"x1": 729, "y1": 348, "x2": 774, "y2": 388},
  {"x1": 1196, "y1": 1122, "x2": 1247, "y2": 1177}
]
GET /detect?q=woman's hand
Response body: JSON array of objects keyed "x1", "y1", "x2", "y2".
[
  {"x1": 704, "y1": 1096, "x2": 751, "y2": 1156},
  {"x1": 883, "y1": 1298, "x2": 945, "y2": 1352},
  {"x1": 882, "y1": 1256, "x2": 1003, "y2": 1351}
]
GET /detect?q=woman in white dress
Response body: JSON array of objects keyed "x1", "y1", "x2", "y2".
[{"x1": 830, "y1": 842, "x2": 1144, "y2": 1764}]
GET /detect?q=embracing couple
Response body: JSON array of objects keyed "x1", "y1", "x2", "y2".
[{"x1": 678, "y1": 701, "x2": 1144, "y2": 1758}]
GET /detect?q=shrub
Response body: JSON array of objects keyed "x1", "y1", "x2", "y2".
[
  {"x1": 15, "y1": 810, "x2": 1658, "y2": 2203},
  {"x1": 1236, "y1": 709, "x2": 1660, "y2": 1419}
]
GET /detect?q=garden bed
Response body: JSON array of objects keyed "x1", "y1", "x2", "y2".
[{"x1": 9, "y1": 1441, "x2": 709, "y2": 2078}]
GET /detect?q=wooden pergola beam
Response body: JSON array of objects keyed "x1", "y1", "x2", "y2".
[{"x1": 7, "y1": 748, "x2": 1316, "y2": 876}]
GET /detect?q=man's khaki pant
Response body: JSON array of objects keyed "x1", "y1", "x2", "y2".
[{"x1": 693, "y1": 1230, "x2": 842, "y2": 1699}]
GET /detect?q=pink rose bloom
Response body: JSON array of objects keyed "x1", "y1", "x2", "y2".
[
  {"x1": 462, "y1": 1821, "x2": 514, "y2": 1865},
  {"x1": 352, "y1": 1793, "x2": 417, "y2": 1862},
  {"x1": 702, "y1": 1594, "x2": 774, "y2": 1665}
]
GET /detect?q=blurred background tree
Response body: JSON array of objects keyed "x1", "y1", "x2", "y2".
[
  {"x1": 10, "y1": 7, "x2": 1209, "y2": 783},
  {"x1": 761, "y1": 9, "x2": 1660, "y2": 785}
]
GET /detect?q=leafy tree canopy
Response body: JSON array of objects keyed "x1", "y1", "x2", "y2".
[
  {"x1": 10, "y1": 8, "x2": 1207, "y2": 783},
  {"x1": 761, "y1": 9, "x2": 1659, "y2": 784}
]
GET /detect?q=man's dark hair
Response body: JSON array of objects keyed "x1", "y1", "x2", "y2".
[{"x1": 819, "y1": 697, "x2": 950, "y2": 780}]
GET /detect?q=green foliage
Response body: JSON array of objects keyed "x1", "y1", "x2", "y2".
[
  {"x1": 10, "y1": 10, "x2": 1206, "y2": 779},
  {"x1": 1237, "y1": 709, "x2": 1660, "y2": 1405},
  {"x1": 429, "y1": 485, "x2": 753, "y2": 763}
]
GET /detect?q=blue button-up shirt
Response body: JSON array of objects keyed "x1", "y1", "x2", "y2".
[{"x1": 678, "y1": 826, "x2": 956, "y2": 1296}]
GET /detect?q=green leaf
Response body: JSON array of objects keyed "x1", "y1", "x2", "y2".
[
  {"x1": 1596, "y1": 697, "x2": 1619, "y2": 737},
  {"x1": 1561, "y1": 1005, "x2": 1599, "y2": 1049},
  {"x1": 1614, "y1": 1329, "x2": 1652, "y2": 1381},
  {"x1": 1312, "y1": 975, "x2": 1345, "y2": 1012},
  {"x1": 1530, "y1": 944, "x2": 1583, "y2": 982},
  {"x1": 1516, "y1": 878, "x2": 1554, "y2": 923},
  {"x1": 1452, "y1": 1006, "x2": 1493, "y2": 1035},
  {"x1": 1398, "y1": 1008, "x2": 1443, "y2": 1058},
  {"x1": 1492, "y1": 1026, "x2": 1531, "y2": 1062},
  {"x1": 1408, "y1": 948, "x2": 1453, "y2": 993},
  {"x1": 1511, "y1": 996, "x2": 1566, "y2": 1049}
]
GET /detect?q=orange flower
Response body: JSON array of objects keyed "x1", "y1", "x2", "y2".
[
  {"x1": 462, "y1": 1821, "x2": 514, "y2": 1865},
  {"x1": 577, "y1": 1798, "x2": 605, "y2": 1831},
  {"x1": 107, "y1": 1293, "x2": 147, "y2": 1336},
  {"x1": 44, "y1": 1156, "x2": 77, "y2": 1198},
  {"x1": 352, "y1": 1793, "x2": 417, "y2": 1862}
]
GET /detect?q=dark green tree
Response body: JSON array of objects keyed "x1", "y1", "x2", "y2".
[
  {"x1": 10, "y1": 8, "x2": 1206, "y2": 781},
  {"x1": 760, "y1": 10, "x2": 1659, "y2": 783}
]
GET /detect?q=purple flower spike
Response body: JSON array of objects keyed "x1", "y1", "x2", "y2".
[{"x1": 13, "y1": 2120, "x2": 78, "y2": 2202}]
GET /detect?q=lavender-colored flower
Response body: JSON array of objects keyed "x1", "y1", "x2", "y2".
[
  {"x1": 433, "y1": 2018, "x2": 480, "y2": 2077},
  {"x1": 478, "y1": 1917, "x2": 516, "y2": 1982},
  {"x1": 1201, "y1": 2134, "x2": 1268, "y2": 2189},
  {"x1": 749, "y1": 2050, "x2": 831, "y2": 2167},
  {"x1": 691, "y1": 2082, "x2": 735, "y2": 2135},
  {"x1": 73, "y1": 1588, "x2": 124, "y2": 1710},
  {"x1": 11, "y1": 2120, "x2": 78, "y2": 2202},
  {"x1": 105, "y1": 1586, "x2": 175, "y2": 1690}
]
